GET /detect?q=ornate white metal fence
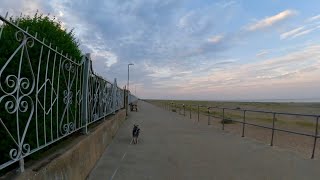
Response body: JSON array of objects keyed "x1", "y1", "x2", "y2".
[{"x1": 0, "y1": 13, "x2": 135, "y2": 173}]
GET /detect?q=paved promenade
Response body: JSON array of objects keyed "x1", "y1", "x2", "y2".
[{"x1": 88, "y1": 101, "x2": 320, "y2": 180}]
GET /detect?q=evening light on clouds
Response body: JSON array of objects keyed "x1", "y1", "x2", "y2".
[{"x1": 1, "y1": 0, "x2": 320, "y2": 100}]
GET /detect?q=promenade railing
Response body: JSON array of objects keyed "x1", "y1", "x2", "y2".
[
  {"x1": 0, "y1": 13, "x2": 137, "y2": 173},
  {"x1": 161, "y1": 102, "x2": 319, "y2": 159}
]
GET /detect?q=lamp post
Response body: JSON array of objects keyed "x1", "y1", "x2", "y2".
[
  {"x1": 127, "y1": 63, "x2": 134, "y2": 93},
  {"x1": 127, "y1": 63, "x2": 134, "y2": 114}
]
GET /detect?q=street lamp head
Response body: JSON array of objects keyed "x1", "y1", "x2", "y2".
[{"x1": 128, "y1": 63, "x2": 134, "y2": 66}]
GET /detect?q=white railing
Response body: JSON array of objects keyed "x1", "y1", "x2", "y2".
[{"x1": 0, "y1": 13, "x2": 135, "y2": 173}]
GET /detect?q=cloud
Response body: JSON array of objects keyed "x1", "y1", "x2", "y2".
[
  {"x1": 1, "y1": 0, "x2": 238, "y2": 73},
  {"x1": 280, "y1": 14, "x2": 320, "y2": 40},
  {"x1": 0, "y1": 0, "x2": 43, "y2": 16},
  {"x1": 91, "y1": 50, "x2": 118, "y2": 67},
  {"x1": 245, "y1": 10, "x2": 297, "y2": 31},
  {"x1": 207, "y1": 34, "x2": 224, "y2": 44},
  {"x1": 172, "y1": 44, "x2": 320, "y2": 96},
  {"x1": 307, "y1": 14, "x2": 320, "y2": 22},
  {"x1": 58, "y1": 10, "x2": 63, "y2": 17},
  {"x1": 2, "y1": 0, "x2": 320, "y2": 100},
  {"x1": 291, "y1": 26, "x2": 320, "y2": 38},
  {"x1": 214, "y1": 59, "x2": 237, "y2": 65},
  {"x1": 216, "y1": 1, "x2": 237, "y2": 8},
  {"x1": 177, "y1": 11, "x2": 195, "y2": 29},
  {"x1": 256, "y1": 50, "x2": 269, "y2": 57},
  {"x1": 280, "y1": 26, "x2": 305, "y2": 39}
]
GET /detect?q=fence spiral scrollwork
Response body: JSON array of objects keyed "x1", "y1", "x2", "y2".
[{"x1": 0, "y1": 13, "x2": 137, "y2": 172}]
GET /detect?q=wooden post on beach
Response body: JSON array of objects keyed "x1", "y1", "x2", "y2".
[
  {"x1": 311, "y1": 117, "x2": 319, "y2": 159},
  {"x1": 208, "y1": 107, "x2": 210, "y2": 125},
  {"x1": 198, "y1": 105, "x2": 200, "y2": 122},
  {"x1": 222, "y1": 108, "x2": 225, "y2": 130},
  {"x1": 242, "y1": 110, "x2": 246, "y2": 137},
  {"x1": 270, "y1": 113, "x2": 276, "y2": 146}
]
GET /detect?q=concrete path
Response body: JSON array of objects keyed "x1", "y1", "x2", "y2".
[{"x1": 87, "y1": 101, "x2": 320, "y2": 180}]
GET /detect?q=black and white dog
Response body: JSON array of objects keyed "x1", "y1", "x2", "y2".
[{"x1": 132, "y1": 124, "x2": 140, "y2": 144}]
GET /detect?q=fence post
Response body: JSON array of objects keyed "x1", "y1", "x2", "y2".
[
  {"x1": 222, "y1": 108, "x2": 225, "y2": 130},
  {"x1": 19, "y1": 158, "x2": 24, "y2": 173},
  {"x1": 112, "y1": 78, "x2": 117, "y2": 114},
  {"x1": 242, "y1": 110, "x2": 246, "y2": 137},
  {"x1": 207, "y1": 107, "x2": 210, "y2": 125},
  {"x1": 198, "y1": 105, "x2": 200, "y2": 122},
  {"x1": 81, "y1": 53, "x2": 90, "y2": 134},
  {"x1": 125, "y1": 87, "x2": 128, "y2": 116},
  {"x1": 311, "y1": 117, "x2": 319, "y2": 159},
  {"x1": 183, "y1": 104, "x2": 185, "y2": 116},
  {"x1": 270, "y1": 113, "x2": 276, "y2": 146},
  {"x1": 189, "y1": 105, "x2": 192, "y2": 119}
]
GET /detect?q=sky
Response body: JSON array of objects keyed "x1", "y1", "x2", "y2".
[{"x1": 1, "y1": 0, "x2": 320, "y2": 101}]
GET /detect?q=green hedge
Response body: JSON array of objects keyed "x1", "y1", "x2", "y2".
[{"x1": 0, "y1": 13, "x2": 82, "y2": 173}]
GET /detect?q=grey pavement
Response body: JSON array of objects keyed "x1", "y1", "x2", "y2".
[{"x1": 87, "y1": 101, "x2": 320, "y2": 180}]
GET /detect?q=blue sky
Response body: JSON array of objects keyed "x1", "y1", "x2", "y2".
[{"x1": 1, "y1": 0, "x2": 320, "y2": 100}]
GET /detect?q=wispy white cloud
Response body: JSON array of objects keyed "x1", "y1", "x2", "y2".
[
  {"x1": 280, "y1": 26, "x2": 305, "y2": 39},
  {"x1": 307, "y1": 14, "x2": 320, "y2": 22},
  {"x1": 216, "y1": 1, "x2": 237, "y2": 8},
  {"x1": 177, "y1": 11, "x2": 195, "y2": 29},
  {"x1": 92, "y1": 50, "x2": 118, "y2": 67},
  {"x1": 207, "y1": 34, "x2": 224, "y2": 44},
  {"x1": 291, "y1": 26, "x2": 320, "y2": 38},
  {"x1": 280, "y1": 14, "x2": 320, "y2": 40},
  {"x1": 143, "y1": 62, "x2": 192, "y2": 79},
  {"x1": 256, "y1": 50, "x2": 269, "y2": 57},
  {"x1": 245, "y1": 10, "x2": 297, "y2": 31},
  {"x1": 173, "y1": 44, "x2": 320, "y2": 95}
]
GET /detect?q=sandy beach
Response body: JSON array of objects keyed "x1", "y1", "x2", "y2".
[{"x1": 148, "y1": 100, "x2": 320, "y2": 159}]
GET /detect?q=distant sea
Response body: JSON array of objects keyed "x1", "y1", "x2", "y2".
[
  {"x1": 157, "y1": 98, "x2": 320, "y2": 103},
  {"x1": 229, "y1": 98, "x2": 320, "y2": 103}
]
